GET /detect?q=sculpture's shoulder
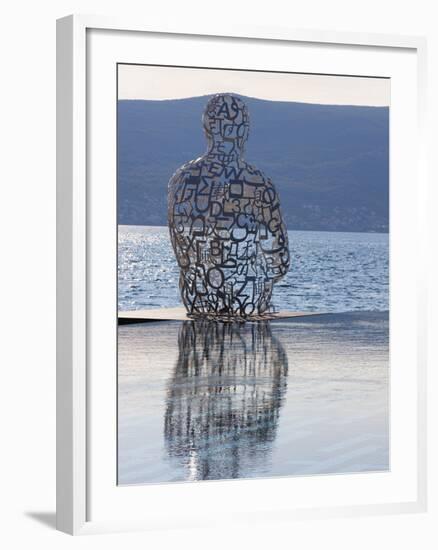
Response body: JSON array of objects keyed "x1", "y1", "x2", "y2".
[
  {"x1": 241, "y1": 161, "x2": 279, "y2": 198},
  {"x1": 168, "y1": 157, "x2": 203, "y2": 189},
  {"x1": 240, "y1": 161, "x2": 268, "y2": 184}
]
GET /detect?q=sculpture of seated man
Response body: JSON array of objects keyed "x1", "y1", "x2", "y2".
[{"x1": 168, "y1": 93, "x2": 290, "y2": 319}]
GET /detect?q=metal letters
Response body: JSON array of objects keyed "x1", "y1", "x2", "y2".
[{"x1": 168, "y1": 94, "x2": 290, "y2": 319}]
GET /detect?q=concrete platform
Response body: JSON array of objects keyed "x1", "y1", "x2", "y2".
[{"x1": 118, "y1": 306, "x2": 322, "y2": 324}]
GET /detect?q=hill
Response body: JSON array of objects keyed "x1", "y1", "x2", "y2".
[{"x1": 118, "y1": 95, "x2": 389, "y2": 232}]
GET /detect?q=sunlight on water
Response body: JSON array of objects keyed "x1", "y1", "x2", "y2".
[{"x1": 118, "y1": 225, "x2": 389, "y2": 312}]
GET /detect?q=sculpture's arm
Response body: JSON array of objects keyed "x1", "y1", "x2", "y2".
[
  {"x1": 167, "y1": 164, "x2": 201, "y2": 269},
  {"x1": 259, "y1": 178, "x2": 290, "y2": 282},
  {"x1": 167, "y1": 166, "x2": 185, "y2": 225},
  {"x1": 167, "y1": 168, "x2": 190, "y2": 265}
]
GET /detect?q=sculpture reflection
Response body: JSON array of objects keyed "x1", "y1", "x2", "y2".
[{"x1": 164, "y1": 320, "x2": 289, "y2": 481}]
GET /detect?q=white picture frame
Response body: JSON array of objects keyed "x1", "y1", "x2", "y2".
[{"x1": 56, "y1": 14, "x2": 428, "y2": 535}]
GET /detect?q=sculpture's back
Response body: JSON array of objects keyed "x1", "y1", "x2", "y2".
[{"x1": 168, "y1": 93, "x2": 290, "y2": 319}]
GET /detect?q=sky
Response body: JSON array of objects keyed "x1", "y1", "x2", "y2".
[{"x1": 118, "y1": 64, "x2": 390, "y2": 107}]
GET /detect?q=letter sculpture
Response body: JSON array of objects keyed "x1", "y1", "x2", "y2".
[{"x1": 168, "y1": 93, "x2": 290, "y2": 320}]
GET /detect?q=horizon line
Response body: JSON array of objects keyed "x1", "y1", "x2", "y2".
[
  {"x1": 118, "y1": 64, "x2": 390, "y2": 107},
  {"x1": 117, "y1": 93, "x2": 389, "y2": 108}
]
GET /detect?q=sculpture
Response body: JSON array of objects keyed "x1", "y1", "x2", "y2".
[{"x1": 168, "y1": 93, "x2": 290, "y2": 319}]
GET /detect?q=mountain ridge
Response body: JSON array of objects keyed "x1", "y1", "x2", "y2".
[{"x1": 118, "y1": 95, "x2": 389, "y2": 232}]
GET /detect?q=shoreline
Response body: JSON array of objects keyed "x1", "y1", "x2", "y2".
[{"x1": 118, "y1": 223, "x2": 390, "y2": 236}]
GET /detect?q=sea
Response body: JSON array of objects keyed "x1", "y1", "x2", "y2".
[{"x1": 118, "y1": 225, "x2": 389, "y2": 313}]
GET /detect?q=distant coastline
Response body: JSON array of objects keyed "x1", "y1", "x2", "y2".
[
  {"x1": 118, "y1": 96, "x2": 389, "y2": 234},
  {"x1": 117, "y1": 222, "x2": 389, "y2": 235}
]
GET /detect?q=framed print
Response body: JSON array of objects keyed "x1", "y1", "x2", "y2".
[{"x1": 56, "y1": 15, "x2": 427, "y2": 535}]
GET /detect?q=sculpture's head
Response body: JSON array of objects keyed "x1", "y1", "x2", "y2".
[{"x1": 202, "y1": 94, "x2": 249, "y2": 153}]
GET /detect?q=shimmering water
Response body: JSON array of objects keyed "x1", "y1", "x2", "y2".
[
  {"x1": 118, "y1": 312, "x2": 389, "y2": 485},
  {"x1": 118, "y1": 225, "x2": 388, "y2": 312}
]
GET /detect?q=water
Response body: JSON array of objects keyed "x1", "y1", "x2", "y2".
[
  {"x1": 117, "y1": 225, "x2": 389, "y2": 485},
  {"x1": 118, "y1": 225, "x2": 388, "y2": 312},
  {"x1": 118, "y1": 312, "x2": 389, "y2": 485}
]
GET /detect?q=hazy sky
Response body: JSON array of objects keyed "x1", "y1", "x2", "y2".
[{"x1": 118, "y1": 64, "x2": 390, "y2": 107}]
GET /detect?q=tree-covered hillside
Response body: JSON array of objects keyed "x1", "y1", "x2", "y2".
[{"x1": 118, "y1": 96, "x2": 389, "y2": 232}]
